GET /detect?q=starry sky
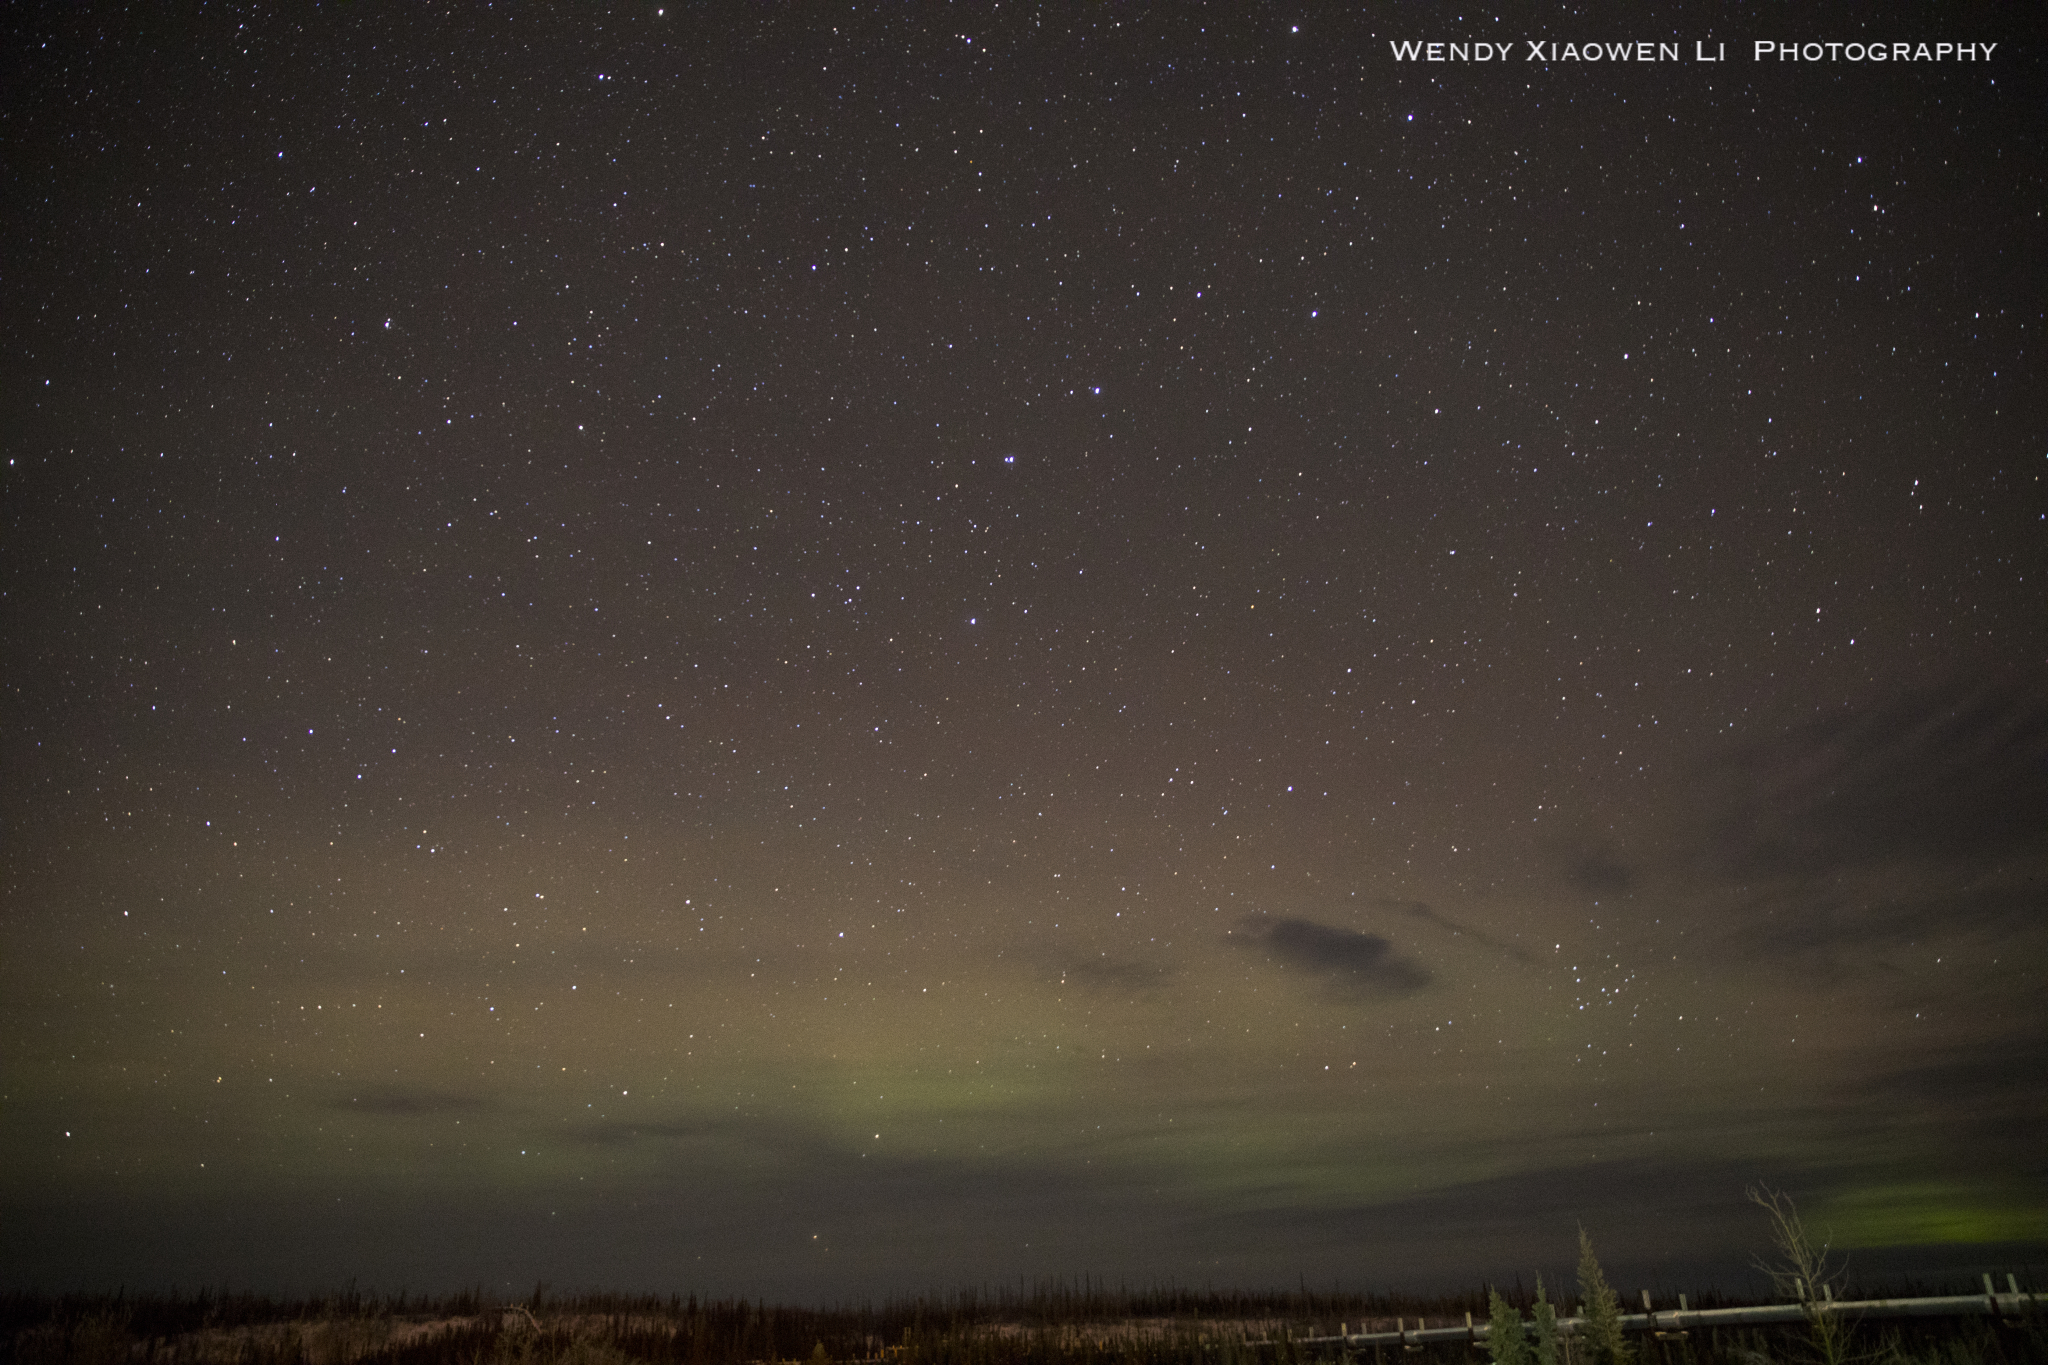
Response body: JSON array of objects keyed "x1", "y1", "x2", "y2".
[{"x1": 4, "y1": 2, "x2": 2044, "y2": 1299}]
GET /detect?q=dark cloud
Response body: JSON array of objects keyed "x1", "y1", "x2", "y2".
[
  {"x1": 1188, "y1": 1155, "x2": 2048, "y2": 1295},
  {"x1": 1191, "y1": 1153, "x2": 1788, "y2": 1291},
  {"x1": 1566, "y1": 850, "x2": 1636, "y2": 897},
  {"x1": 1699, "y1": 680, "x2": 2048, "y2": 881},
  {"x1": 1230, "y1": 917, "x2": 1430, "y2": 996},
  {"x1": 12, "y1": 1149, "x2": 2036, "y2": 1300},
  {"x1": 1841, "y1": 1038, "x2": 2048, "y2": 1147}
]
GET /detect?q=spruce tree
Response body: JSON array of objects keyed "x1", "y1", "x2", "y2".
[
  {"x1": 1531, "y1": 1277, "x2": 1559, "y2": 1365},
  {"x1": 1575, "y1": 1228, "x2": 1632, "y2": 1365},
  {"x1": 1486, "y1": 1289, "x2": 1532, "y2": 1365}
]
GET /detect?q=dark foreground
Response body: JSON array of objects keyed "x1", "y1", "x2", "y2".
[{"x1": 3, "y1": 1282, "x2": 2044, "y2": 1365}]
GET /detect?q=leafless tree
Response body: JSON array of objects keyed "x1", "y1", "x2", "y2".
[{"x1": 1748, "y1": 1185, "x2": 1853, "y2": 1365}]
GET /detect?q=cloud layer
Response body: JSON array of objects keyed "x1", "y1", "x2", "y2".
[{"x1": 1230, "y1": 917, "x2": 1431, "y2": 997}]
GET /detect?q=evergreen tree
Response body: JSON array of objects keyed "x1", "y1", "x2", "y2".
[
  {"x1": 1486, "y1": 1289, "x2": 1532, "y2": 1365},
  {"x1": 1575, "y1": 1228, "x2": 1631, "y2": 1365},
  {"x1": 1531, "y1": 1277, "x2": 1559, "y2": 1365}
]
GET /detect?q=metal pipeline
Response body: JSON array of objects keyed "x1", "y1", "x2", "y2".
[{"x1": 1287, "y1": 1281, "x2": 2041, "y2": 1351}]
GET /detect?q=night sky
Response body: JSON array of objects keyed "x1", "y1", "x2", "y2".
[{"x1": 4, "y1": 3, "x2": 2044, "y2": 1299}]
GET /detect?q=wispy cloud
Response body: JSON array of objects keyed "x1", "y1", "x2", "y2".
[
  {"x1": 1372, "y1": 897, "x2": 1537, "y2": 964},
  {"x1": 337, "y1": 1087, "x2": 492, "y2": 1117},
  {"x1": 1699, "y1": 680, "x2": 2048, "y2": 880},
  {"x1": 1674, "y1": 680, "x2": 2048, "y2": 964},
  {"x1": 1053, "y1": 954, "x2": 1168, "y2": 990},
  {"x1": 1564, "y1": 849, "x2": 1635, "y2": 896}
]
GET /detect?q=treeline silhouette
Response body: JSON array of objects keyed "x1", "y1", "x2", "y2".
[
  {"x1": 2, "y1": 1279, "x2": 2041, "y2": 1365},
  {"x1": 0, "y1": 1279, "x2": 1507, "y2": 1347},
  {"x1": 1, "y1": 1281, "x2": 1461, "y2": 1361}
]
